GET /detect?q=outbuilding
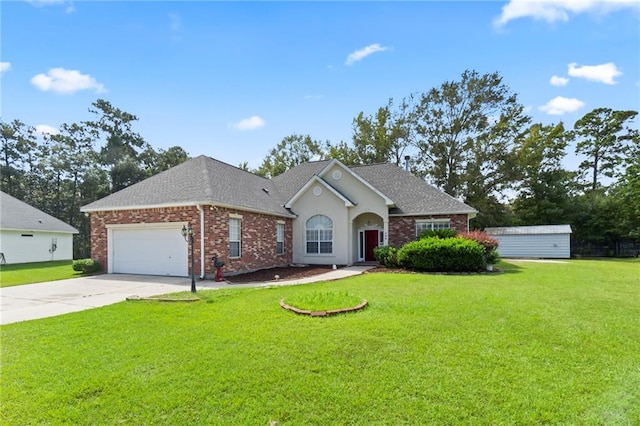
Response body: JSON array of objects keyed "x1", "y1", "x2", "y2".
[
  {"x1": 484, "y1": 225, "x2": 572, "y2": 259},
  {"x1": 0, "y1": 191, "x2": 78, "y2": 264}
]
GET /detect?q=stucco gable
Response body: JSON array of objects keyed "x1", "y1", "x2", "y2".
[
  {"x1": 317, "y1": 159, "x2": 394, "y2": 206},
  {"x1": 284, "y1": 175, "x2": 355, "y2": 209}
]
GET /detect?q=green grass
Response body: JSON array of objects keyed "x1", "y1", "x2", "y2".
[
  {"x1": 0, "y1": 260, "x2": 81, "y2": 287},
  {"x1": 1, "y1": 259, "x2": 639, "y2": 424},
  {"x1": 284, "y1": 291, "x2": 363, "y2": 311}
]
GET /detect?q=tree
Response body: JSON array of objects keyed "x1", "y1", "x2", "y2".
[
  {"x1": 607, "y1": 142, "x2": 640, "y2": 239},
  {"x1": 512, "y1": 122, "x2": 576, "y2": 225},
  {"x1": 351, "y1": 96, "x2": 416, "y2": 166},
  {"x1": 139, "y1": 145, "x2": 189, "y2": 177},
  {"x1": 573, "y1": 108, "x2": 639, "y2": 192},
  {"x1": 413, "y1": 70, "x2": 530, "y2": 198},
  {"x1": 323, "y1": 140, "x2": 360, "y2": 166},
  {"x1": 0, "y1": 119, "x2": 37, "y2": 198},
  {"x1": 86, "y1": 99, "x2": 151, "y2": 192},
  {"x1": 255, "y1": 134, "x2": 328, "y2": 178}
]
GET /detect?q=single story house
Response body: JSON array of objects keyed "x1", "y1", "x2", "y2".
[
  {"x1": 81, "y1": 156, "x2": 477, "y2": 277},
  {"x1": 0, "y1": 191, "x2": 79, "y2": 264},
  {"x1": 485, "y1": 225, "x2": 572, "y2": 259}
]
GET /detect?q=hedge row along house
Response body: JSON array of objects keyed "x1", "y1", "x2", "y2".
[{"x1": 81, "y1": 156, "x2": 477, "y2": 278}]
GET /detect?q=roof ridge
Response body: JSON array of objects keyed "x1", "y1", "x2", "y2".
[{"x1": 202, "y1": 154, "x2": 272, "y2": 181}]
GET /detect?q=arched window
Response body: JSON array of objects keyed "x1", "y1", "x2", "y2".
[{"x1": 306, "y1": 215, "x2": 333, "y2": 254}]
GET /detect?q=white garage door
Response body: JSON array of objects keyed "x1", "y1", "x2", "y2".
[{"x1": 111, "y1": 226, "x2": 187, "y2": 276}]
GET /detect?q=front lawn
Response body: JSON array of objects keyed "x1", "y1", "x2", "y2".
[
  {"x1": 1, "y1": 259, "x2": 639, "y2": 424},
  {"x1": 0, "y1": 260, "x2": 81, "y2": 287}
]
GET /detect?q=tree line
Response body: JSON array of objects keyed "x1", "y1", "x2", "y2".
[
  {"x1": 2, "y1": 70, "x2": 639, "y2": 259},
  {"x1": 1, "y1": 99, "x2": 188, "y2": 258},
  {"x1": 251, "y1": 70, "x2": 639, "y2": 251}
]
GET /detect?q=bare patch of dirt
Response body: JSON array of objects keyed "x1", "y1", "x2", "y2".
[{"x1": 225, "y1": 265, "x2": 336, "y2": 284}]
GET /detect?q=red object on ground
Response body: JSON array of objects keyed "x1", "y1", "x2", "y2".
[{"x1": 215, "y1": 267, "x2": 224, "y2": 282}]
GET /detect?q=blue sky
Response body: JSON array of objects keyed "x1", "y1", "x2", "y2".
[{"x1": 2, "y1": 1, "x2": 639, "y2": 170}]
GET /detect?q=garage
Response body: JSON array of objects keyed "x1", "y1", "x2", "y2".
[
  {"x1": 109, "y1": 224, "x2": 187, "y2": 276},
  {"x1": 485, "y1": 225, "x2": 572, "y2": 259}
]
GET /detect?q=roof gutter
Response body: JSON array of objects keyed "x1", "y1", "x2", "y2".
[{"x1": 81, "y1": 201, "x2": 296, "y2": 218}]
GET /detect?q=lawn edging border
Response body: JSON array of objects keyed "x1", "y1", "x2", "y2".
[{"x1": 280, "y1": 299, "x2": 368, "y2": 317}]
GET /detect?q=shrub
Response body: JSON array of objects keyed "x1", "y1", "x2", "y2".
[
  {"x1": 459, "y1": 230, "x2": 499, "y2": 254},
  {"x1": 397, "y1": 237, "x2": 485, "y2": 272},
  {"x1": 72, "y1": 259, "x2": 101, "y2": 274},
  {"x1": 418, "y1": 228, "x2": 459, "y2": 240},
  {"x1": 373, "y1": 246, "x2": 399, "y2": 268},
  {"x1": 485, "y1": 249, "x2": 500, "y2": 265}
]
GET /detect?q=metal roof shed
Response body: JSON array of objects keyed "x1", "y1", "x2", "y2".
[{"x1": 484, "y1": 225, "x2": 572, "y2": 259}]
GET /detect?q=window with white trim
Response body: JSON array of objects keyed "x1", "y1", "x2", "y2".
[
  {"x1": 229, "y1": 218, "x2": 241, "y2": 258},
  {"x1": 306, "y1": 215, "x2": 333, "y2": 254},
  {"x1": 276, "y1": 223, "x2": 285, "y2": 255},
  {"x1": 416, "y1": 219, "x2": 450, "y2": 237}
]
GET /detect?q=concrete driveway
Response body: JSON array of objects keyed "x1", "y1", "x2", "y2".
[
  {"x1": 0, "y1": 266, "x2": 371, "y2": 325},
  {"x1": 0, "y1": 274, "x2": 215, "y2": 325}
]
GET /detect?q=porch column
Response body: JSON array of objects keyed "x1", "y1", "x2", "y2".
[
  {"x1": 347, "y1": 220, "x2": 354, "y2": 265},
  {"x1": 383, "y1": 219, "x2": 389, "y2": 246}
]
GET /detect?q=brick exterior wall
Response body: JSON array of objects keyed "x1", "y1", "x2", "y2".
[
  {"x1": 90, "y1": 205, "x2": 293, "y2": 276},
  {"x1": 388, "y1": 214, "x2": 469, "y2": 248}
]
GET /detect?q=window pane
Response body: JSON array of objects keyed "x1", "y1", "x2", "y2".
[
  {"x1": 277, "y1": 241, "x2": 284, "y2": 255},
  {"x1": 320, "y1": 242, "x2": 332, "y2": 254},
  {"x1": 229, "y1": 218, "x2": 240, "y2": 240},
  {"x1": 276, "y1": 224, "x2": 284, "y2": 242},
  {"x1": 306, "y1": 215, "x2": 332, "y2": 254},
  {"x1": 229, "y1": 218, "x2": 241, "y2": 257},
  {"x1": 229, "y1": 241, "x2": 240, "y2": 258}
]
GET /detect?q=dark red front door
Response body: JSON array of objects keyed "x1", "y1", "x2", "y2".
[{"x1": 365, "y1": 230, "x2": 378, "y2": 261}]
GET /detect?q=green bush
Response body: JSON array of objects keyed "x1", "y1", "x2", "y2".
[
  {"x1": 419, "y1": 228, "x2": 459, "y2": 240},
  {"x1": 397, "y1": 237, "x2": 485, "y2": 272},
  {"x1": 373, "y1": 246, "x2": 399, "y2": 268},
  {"x1": 72, "y1": 259, "x2": 101, "y2": 274},
  {"x1": 485, "y1": 249, "x2": 500, "y2": 265},
  {"x1": 460, "y1": 231, "x2": 500, "y2": 265}
]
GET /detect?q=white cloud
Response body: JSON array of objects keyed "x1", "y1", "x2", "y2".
[
  {"x1": 539, "y1": 96, "x2": 585, "y2": 115},
  {"x1": 35, "y1": 124, "x2": 60, "y2": 135},
  {"x1": 168, "y1": 13, "x2": 181, "y2": 32},
  {"x1": 550, "y1": 75, "x2": 569, "y2": 86},
  {"x1": 230, "y1": 116, "x2": 265, "y2": 131},
  {"x1": 345, "y1": 43, "x2": 389, "y2": 66},
  {"x1": 0, "y1": 62, "x2": 11, "y2": 74},
  {"x1": 30, "y1": 68, "x2": 106, "y2": 94},
  {"x1": 567, "y1": 62, "x2": 622, "y2": 84},
  {"x1": 304, "y1": 94, "x2": 323, "y2": 100},
  {"x1": 28, "y1": 0, "x2": 75, "y2": 13},
  {"x1": 494, "y1": 0, "x2": 640, "y2": 27}
]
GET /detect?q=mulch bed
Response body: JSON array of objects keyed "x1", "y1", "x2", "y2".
[{"x1": 225, "y1": 265, "x2": 336, "y2": 284}]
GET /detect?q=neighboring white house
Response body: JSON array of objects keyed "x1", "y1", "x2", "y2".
[
  {"x1": 0, "y1": 191, "x2": 79, "y2": 264},
  {"x1": 485, "y1": 225, "x2": 572, "y2": 259}
]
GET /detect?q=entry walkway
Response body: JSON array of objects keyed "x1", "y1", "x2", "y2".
[{"x1": 0, "y1": 266, "x2": 372, "y2": 325}]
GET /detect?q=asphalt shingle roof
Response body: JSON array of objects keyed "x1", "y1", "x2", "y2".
[
  {"x1": 351, "y1": 163, "x2": 476, "y2": 215},
  {"x1": 81, "y1": 156, "x2": 476, "y2": 216},
  {"x1": 271, "y1": 160, "x2": 330, "y2": 200},
  {"x1": 1, "y1": 191, "x2": 79, "y2": 233},
  {"x1": 81, "y1": 156, "x2": 293, "y2": 216}
]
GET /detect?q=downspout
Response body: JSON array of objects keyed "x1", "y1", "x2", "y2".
[{"x1": 197, "y1": 204, "x2": 205, "y2": 279}]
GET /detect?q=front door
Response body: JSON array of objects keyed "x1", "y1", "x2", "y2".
[{"x1": 365, "y1": 230, "x2": 379, "y2": 261}]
